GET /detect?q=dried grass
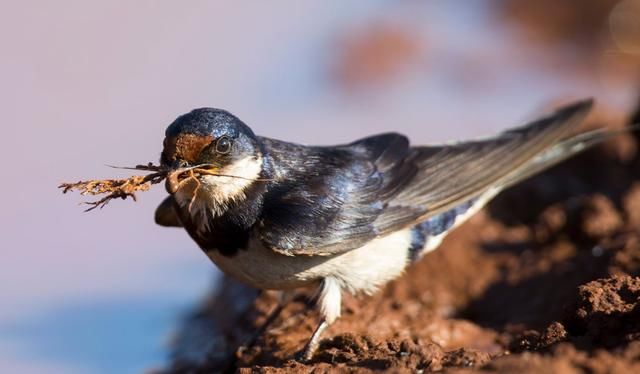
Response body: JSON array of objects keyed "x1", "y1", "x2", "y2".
[{"x1": 59, "y1": 163, "x2": 166, "y2": 211}]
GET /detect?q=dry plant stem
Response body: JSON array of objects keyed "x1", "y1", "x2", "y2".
[
  {"x1": 59, "y1": 171, "x2": 165, "y2": 211},
  {"x1": 185, "y1": 170, "x2": 202, "y2": 214},
  {"x1": 59, "y1": 162, "x2": 272, "y2": 212}
]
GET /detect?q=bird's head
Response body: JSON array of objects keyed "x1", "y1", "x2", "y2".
[{"x1": 160, "y1": 108, "x2": 264, "y2": 216}]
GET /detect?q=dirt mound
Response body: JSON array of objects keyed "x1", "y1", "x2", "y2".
[{"x1": 160, "y1": 107, "x2": 640, "y2": 373}]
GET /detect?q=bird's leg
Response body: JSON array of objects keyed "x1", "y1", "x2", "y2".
[
  {"x1": 255, "y1": 290, "x2": 294, "y2": 338},
  {"x1": 301, "y1": 277, "x2": 342, "y2": 361},
  {"x1": 302, "y1": 319, "x2": 330, "y2": 361},
  {"x1": 237, "y1": 290, "x2": 294, "y2": 355}
]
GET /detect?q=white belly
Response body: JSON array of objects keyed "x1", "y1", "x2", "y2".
[{"x1": 206, "y1": 229, "x2": 413, "y2": 295}]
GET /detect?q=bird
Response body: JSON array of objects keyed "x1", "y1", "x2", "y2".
[{"x1": 153, "y1": 99, "x2": 622, "y2": 361}]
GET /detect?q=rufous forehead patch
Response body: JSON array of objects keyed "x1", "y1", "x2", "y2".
[{"x1": 163, "y1": 134, "x2": 213, "y2": 163}]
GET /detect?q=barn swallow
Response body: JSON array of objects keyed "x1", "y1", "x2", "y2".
[{"x1": 155, "y1": 99, "x2": 615, "y2": 360}]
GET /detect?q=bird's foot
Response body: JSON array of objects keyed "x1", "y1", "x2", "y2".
[{"x1": 297, "y1": 319, "x2": 329, "y2": 362}]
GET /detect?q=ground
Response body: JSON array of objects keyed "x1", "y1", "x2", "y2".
[{"x1": 161, "y1": 108, "x2": 640, "y2": 373}]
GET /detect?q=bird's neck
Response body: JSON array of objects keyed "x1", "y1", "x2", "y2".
[{"x1": 173, "y1": 154, "x2": 270, "y2": 255}]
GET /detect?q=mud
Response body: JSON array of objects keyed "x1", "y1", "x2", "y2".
[{"x1": 160, "y1": 107, "x2": 640, "y2": 373}]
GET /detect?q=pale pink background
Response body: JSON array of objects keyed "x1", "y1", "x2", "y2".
[{"x1": 0, "y1": 1, "x2": 637, "y2": 373}]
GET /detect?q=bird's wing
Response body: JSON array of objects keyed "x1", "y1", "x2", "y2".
[
  {"x1": 259, "y1": 133, "x2": 417, "y2": 256},
  {"x1": 155, "y1": 196, "x2": 183, "y2": 227},
  {"x1": 259, "y1": 100, "x2": 593, "y2": 256}
]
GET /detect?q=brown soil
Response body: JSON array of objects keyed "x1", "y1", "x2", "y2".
[{"x1": 161, "y1": 106, "x2": 640, "y2": 373}]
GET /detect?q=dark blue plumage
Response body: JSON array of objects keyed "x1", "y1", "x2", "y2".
[{"x1": 165, "y1": 108, "x2": 255, "y2": 139}]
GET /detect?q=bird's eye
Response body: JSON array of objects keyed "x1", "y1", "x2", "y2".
[{"x1": 215, "y1": 136, "x2": 232, "y2": 154}]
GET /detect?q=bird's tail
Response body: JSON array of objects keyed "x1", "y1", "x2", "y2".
[{"x1": 501, "y1": 126, "x2": 638, "y2": 189}]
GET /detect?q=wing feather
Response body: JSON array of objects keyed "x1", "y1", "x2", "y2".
[{"x1": 373, "y1": 99, "x2": 593, "y2": 232}]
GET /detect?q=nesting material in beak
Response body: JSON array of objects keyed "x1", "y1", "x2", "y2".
[{"x1": 165, "y1": 165, "x2": 219, "y2": 194}]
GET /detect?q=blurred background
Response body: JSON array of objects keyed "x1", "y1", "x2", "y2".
[{"x1": 1, "y1": 1, "x2": 639, "y2": 373}]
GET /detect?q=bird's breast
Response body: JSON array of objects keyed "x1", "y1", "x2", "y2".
[{"x1": 205, "y1": 229, "x2": 413, "y2": 294}]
